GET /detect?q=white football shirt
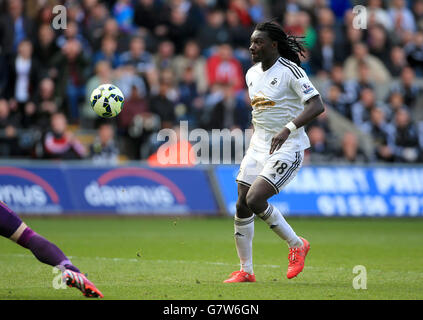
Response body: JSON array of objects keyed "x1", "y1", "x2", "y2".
[{"x1": 246, "y1": 57, "x2": 319, "y2": 153}]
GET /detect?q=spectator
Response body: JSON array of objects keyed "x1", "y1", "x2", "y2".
[
  {"x1": 134, "y1": 0, "x2": 170, "y2": 34},
  {"x1": 90, "y1": 122, "x2": 119, "y2": 165},
  {"x1": 93, "y1": 36, "x2": 122, "y2": 69},
  {"x1": 388, "y1": 0, "x2": 416, "y2": 35},
  {"x1": 33, "y1": 24, "x2": 59, "y2": 72},
  {"x1": 20, "y1": 101, "x2": 38, "y2": 130},
  {"x1": 362, "y1": 107, "x2": 395, "y2": 162},
  {"x1": 0, "y1": 53, "x2": 7, "y2": 99},
  {"x1": 329, "y1": 0, "x2": 352, "y2": 21},
  {"x1": 153, "y1": 39, "x2": 176, "y2": 72},
  {"x1": 118, "y1": 84, "x2": 157, "y2": 159},
  {"x1": 83, "y1": 2, "x2": 110, "y2": 52},
  {"x1": 305, "y1": 125, "x2": 335, "y2": 163},
  {"x1": 177, "y1": 66, "x2": 202, "y2": 126},
  {"x1": 351, "y1": 62, "x2": 376, "y2": 98},
  {"x1": 391, "y1": 108, "x2": 421, "y2": 163},
  {"x1": 6, "y1": 40, "x2": 42, "y2": 111},
  {"x1": 56, "y1": 21, "x2": 91, "y2": 53},
  {"x1": 310, "y1": 27, "x2": 344, "y2": 75},
  {"x1": 316, "y1": 7, "x2": 336, "y2": 29},
  {"x1": 229, "y1": 0, "x2": 253, "y2": 27},
  {"x1": 119, "y1": 36, "x2": 155, "y2": 88},
  {"x1": 133, "y1": 0, "x2": 155, "y2": 31},
  {"x1": 0, "y1": 0, "x2": 34, "y2": 57},
  {"x1": 226, "y1": 9, "x2": 252, "y2": 50},
  {"x1": 413, "y1": 0, "x2": 423, "y2": 31},
  {"x1": 283, "y1": 11, "x2": 304, "y2": 38},
  {"x1": 323, "y1": 63, "x2": 358, "y2": 105},
  {"x1": 186, "y1": 0, "x2": 208, "y2": 31},
  {"x1": 115, "y1": 65, "x2": 148, "y2": 102},
  {"x1": 33, "y1": 78, "x2": 61, "y2": 130},
  {"x1": 298, "y1": 11, "x2": 317, "y2": 50},
  {"x1": 113, "y1": 0, "x2": 134, "y2": 33},
  {"x1": 101, "y1": 18, "x2": 130, "y2": 53},
  {"x1": 206, "y1": 43, "x2": 244, "y2": 92},
  {"x1": 165, "y1": 8, "x2": 196, "y2": 54},
  {"x1": 343, "y1": 42, "x2": 391, "y2": 84},
  {"x1": 118, "y1": 83, "x2": 150, "y2": 132},
  {"x1": 174, "y1": 40, "x2": 208, "y2": 94},
  {"x1": 336, "y1": 132, "x2": 368, "y2": 163},
  {"x1": 205, "y1": 83, "x2": 246, "y2": 130},
  {"x1": 388, "y1": 66, "x2": 421, "y2": 109},
  {"x1": 367, "y1": 24, "x2": 392, "y2": 69},
  {"x1": 0, "y1": 99, "x2": 20, "y2": 156},
  {"x1": 50, "y1": 39, "x2": 91, "y2": 121},
  {"x1": 248, "y1": 0, "x2": 265, "y2": 24},
  {"x1": 35, "y1": 77, "x2": 59, "y2": 107},
  {"x1": 341, "y1": 25, "x2": 364, "y2": 59},
  {"x1": 196, "y1": 9, "x2": 231, "y2": 53},
  {"x1": 351, "y1": 87, "x2": 382, "y2": 132},
  {"x1": 404, "y1": 31, "x2": 423, "y2": 75},
  {"x1": 149, "y1": 75, "x2": 177, "y2": 129},
  {"x1": 367, "y1": 0, "x2": 393, "y2": 31},
  {"x1": 41, "y1": 112, "x2": 86, "y2": 160},
  {"x1": 387, "y1": 46, "x2": 408, "y2": 77},
  {"x1": 385, "y1": 91, "x2": 409, "y2": 122},
  {"x1": 324, "y1": 84, "x2": 352, "y2": 120}
]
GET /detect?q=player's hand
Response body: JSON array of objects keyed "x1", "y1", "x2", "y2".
[{"x1": 269, "y1": 128, "x2": 290, "y2": 155}]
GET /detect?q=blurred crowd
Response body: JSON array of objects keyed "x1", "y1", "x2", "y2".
[{"x1": 0, "y1": 0, "x2": 422, "y2": 164}]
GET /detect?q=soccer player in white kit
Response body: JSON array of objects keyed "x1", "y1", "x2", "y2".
[{"x1": 224, "y1": 21, "x2": 325, "y2": 283}]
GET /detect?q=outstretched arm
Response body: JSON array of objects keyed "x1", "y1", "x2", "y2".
[{"x1": 269, "y1": 95, "x2": 325, "y2": 154}]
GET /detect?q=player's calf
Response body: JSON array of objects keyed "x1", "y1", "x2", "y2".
[{"x1": 0, "y1": 202, "x2": 80, "y2": 272}]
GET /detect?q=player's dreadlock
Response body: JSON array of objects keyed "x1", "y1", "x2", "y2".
[{"x1": 255, "y1": 21, "x2": 306, "y2": 67}]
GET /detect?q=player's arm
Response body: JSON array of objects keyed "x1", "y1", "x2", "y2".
[{"x1": 270, "y1": 95, "x2": 325, "y2": 154}]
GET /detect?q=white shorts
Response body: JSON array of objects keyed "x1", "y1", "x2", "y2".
[{"x1": 236, "y1": 148, "x2": 304, "y2": 194}]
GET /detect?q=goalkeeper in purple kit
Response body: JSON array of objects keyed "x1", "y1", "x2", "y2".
[{"x1": 0, "y1": 201, "x2": 103, "y2": 298}]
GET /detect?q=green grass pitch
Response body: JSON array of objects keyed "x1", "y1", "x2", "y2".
[{"x1": 0, "y1": 216, "x2": 422, "y2": 300}]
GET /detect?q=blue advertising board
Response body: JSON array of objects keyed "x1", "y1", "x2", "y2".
[
  {"x1": 64, "y1": 166, "x2": 217, "y2": 214},
  {"x1": 215, "y1": 165, "x2": 423, "y2": 217},
  {"x1": 0, "y1": 165, "x2": 218, "y2": 215},
  {"x1": 0, "y1": 166, "x2": 72, "y2": 214}
]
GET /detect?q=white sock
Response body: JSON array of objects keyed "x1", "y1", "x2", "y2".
[
  {"x1": 259, "y1": 204, "x2": 303, "y2": 248},
  {"x1": 234, "y1": 215, "x2": 255, "y2": 274}
]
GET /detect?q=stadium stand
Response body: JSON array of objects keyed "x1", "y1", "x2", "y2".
[{"x1": 0, "y1": 0, "x2": 422, "y2": 164}]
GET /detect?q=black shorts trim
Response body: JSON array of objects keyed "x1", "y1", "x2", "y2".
[
  {"x1": 236, "y1": 180, "x2": 251, "y2": 187},
  {"x1": 257, "y1": 175, "x2": 279, "y2": 194}
]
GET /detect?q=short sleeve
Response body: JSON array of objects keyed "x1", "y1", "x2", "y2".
[
  {"x1": 289, "y1": 71, "x2": 320, "y2": 104},
  {"x1": 245, "y1": 68, "x2": 250, "y2": 87}
]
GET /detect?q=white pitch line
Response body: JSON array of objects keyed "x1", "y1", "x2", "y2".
[
  {"x1": 2, "y1": 253, "x2": 423, "y2": 277},
  {"x1": 0, "y1": 253, "x2": 279, "y2": 268}
]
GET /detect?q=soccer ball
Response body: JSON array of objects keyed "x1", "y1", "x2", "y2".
[{"x1": 90, "y1": 84, "x2": 124, "y2": 118}]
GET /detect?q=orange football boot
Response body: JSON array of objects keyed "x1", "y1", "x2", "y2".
[
  {"x1": 62, "y1": 269, "x2": 104, "y2": 298},
  {"x1": 286, "y1": 237, "x2": 310, "y2": 279},
  {"x1": 223, "y1": 270, "x2": 256, "y2": 283}
]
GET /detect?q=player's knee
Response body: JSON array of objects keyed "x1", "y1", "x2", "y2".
[
  {"x1": 245, "y1": 191, "x2": 263, "y2": 213},
  {"x1": 235, "y1": 198, "x2": 250, "y2": 218}
]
